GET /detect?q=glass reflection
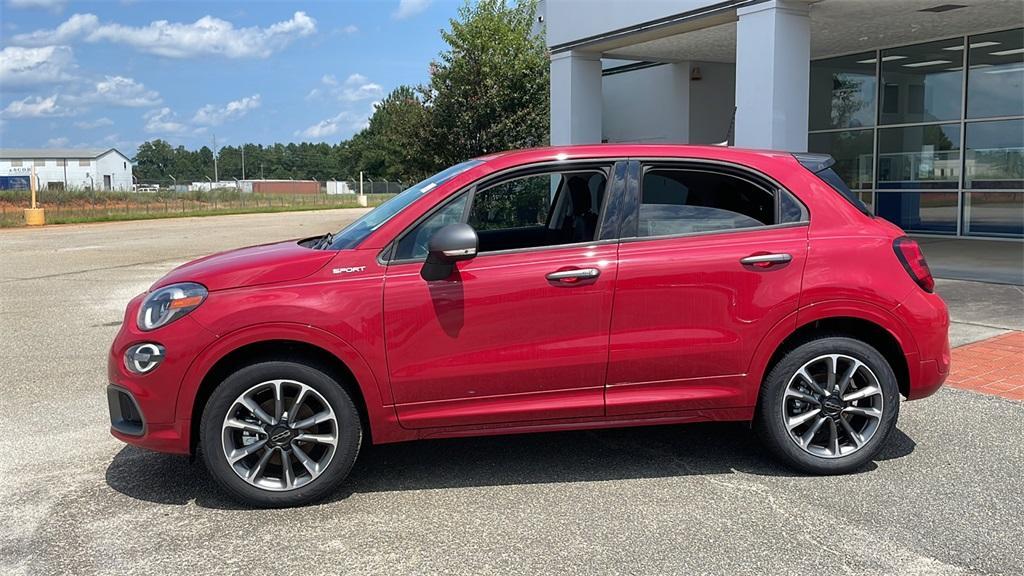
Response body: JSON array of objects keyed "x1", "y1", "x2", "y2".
[
  {"x1": 880, "y1": 37, "x2": 963, "y2": 124},
  {"x1": 967, "y1": 28, "x2": 1024, "y2": 118},
  {"x1": 875, "y1": 192, "x2": 958, "y2": 234},
  {"x1": 877, "y1": 124, "x2": 961, "y2": 189},
  {"x1": 965, "y1": 119, "x2": 1024, "y2": 189},
  {"x1": 808, "y1": 130, "x2": 874, "y2": 190},
  {"x1": 965, "y1": 192, "x2": 1024, "y2": 237},
  {"x1": 809, "y1": 52, "x2": 877, "y2": 130}
]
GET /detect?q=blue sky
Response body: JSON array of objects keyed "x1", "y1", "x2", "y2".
[{"x1": 0, "y1": 0, "x2": 461, "y2": 155}]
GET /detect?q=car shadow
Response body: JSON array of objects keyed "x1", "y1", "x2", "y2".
[{"x1": 105, "y1": 422, "x2": 916, "y2": 510}]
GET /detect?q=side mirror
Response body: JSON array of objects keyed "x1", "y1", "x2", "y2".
[{"x1": 420, "y1": 223, "x2": 478, "y2": 281}]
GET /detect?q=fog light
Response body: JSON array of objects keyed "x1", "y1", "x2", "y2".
[{"x1": 124, "y1": 343, "x2": 165, "y2": 374}]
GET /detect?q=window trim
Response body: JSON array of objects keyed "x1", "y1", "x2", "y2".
[
  {"x1": 621, "y1": 158, "x2": 810, "y2": 242},
  {"x1": 384, "y1": 159, "x2": 620, "y2": 265}
]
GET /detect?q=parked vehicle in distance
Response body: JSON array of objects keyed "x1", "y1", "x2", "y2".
[
  {"x1": 134, "y1": 184, "x2": 160, "y2": 193},
  {"x1": 108, "y1": 145, "x2": 950, "y2": 507}
]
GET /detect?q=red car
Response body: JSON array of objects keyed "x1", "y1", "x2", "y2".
[{"x1": 108, "y1": 145, "x2": 949, "y2": 507}]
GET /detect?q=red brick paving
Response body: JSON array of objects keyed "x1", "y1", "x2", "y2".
[{"x1": 945, "y1": 331, "x2": 1024, "y2": 401}]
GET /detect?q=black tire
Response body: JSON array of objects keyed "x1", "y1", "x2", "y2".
[
  {"x1": 755, "y1": 336, "x2": 900, "y2": 475},
  {"x1": 200, "y1": 361, "x2": 362, "y2": 508}
]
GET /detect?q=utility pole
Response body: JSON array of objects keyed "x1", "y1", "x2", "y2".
[
  {"x1": 260, "y1": 162, "x2": 264, "y2": 180},
  {"x1": 212, "y1": 133, "x2": 219, "y2": 183},
  {"x1": 241, "y1": 146, "x2": 246, "y2": 180}
]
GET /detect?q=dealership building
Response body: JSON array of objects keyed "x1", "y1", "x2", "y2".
[{"x1": 543, "y1": 0, "x2": 1023, "y2": 241}]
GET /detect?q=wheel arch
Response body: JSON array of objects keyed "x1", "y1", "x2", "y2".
[
  {"x1": 177, "y1": 323, "x2": 398, "y2": 455},
  {"x1": 750, "y1": 302, "x2": 916, "y2": 402}
]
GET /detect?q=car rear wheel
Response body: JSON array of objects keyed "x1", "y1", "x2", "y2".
[
  {"x1": 200, "y1": 361, "x2": 361, "y2": 507},
  {"x1": 755, "y1": 336, "x2": 900, "y2": 474}
]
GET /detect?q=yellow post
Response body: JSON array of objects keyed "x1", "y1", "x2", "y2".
[{"x1": 24, "y1": 165, "x2": 45, "y2": 226}]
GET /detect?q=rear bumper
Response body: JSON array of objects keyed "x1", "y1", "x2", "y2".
[{"x1": 899, "y1": 288, "x2": 951, "y2": 400}]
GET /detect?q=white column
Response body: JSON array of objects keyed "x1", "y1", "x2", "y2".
[
  {"x1": 734, "y1": 0, "x2": 811, "y2": 152},
  {"x1": 550, "y1": 50, "x2": 603, "y2": 145}
]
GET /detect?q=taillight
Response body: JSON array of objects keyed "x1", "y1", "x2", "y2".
[{"x1": 893, "y1": 237, "x2": 935, "y2": 293}]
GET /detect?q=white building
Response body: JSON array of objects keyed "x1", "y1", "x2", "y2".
[
  {"x1": 542, "y1": 0, "x2": 1023, "y2": 240},
  {"x1": 0, "y1": 148, "x2": 134, "y2": 191}
]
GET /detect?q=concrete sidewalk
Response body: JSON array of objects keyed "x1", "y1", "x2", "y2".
[{"x1": 936, "y1": 279, "x2": 1024, "y2": 347}]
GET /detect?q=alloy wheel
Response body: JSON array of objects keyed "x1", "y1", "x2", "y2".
[
  {"x1": 221, "y1": 379, "x2": 338, "y2": 491},
  {"x1": 782, "y1": 354, "x2": 884, "y2": 459}
]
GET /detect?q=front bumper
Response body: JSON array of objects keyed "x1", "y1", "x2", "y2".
[{"x1": 107, "y1": 295, "x2": 217, "y2": 454}]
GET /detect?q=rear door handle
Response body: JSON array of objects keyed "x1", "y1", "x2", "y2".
[
  {"x1": 740, "y1": 253, "x2": 792, "y2": 266},
  {"x1": 546, "y1": 268, "x2": 600, "y2": 283}
]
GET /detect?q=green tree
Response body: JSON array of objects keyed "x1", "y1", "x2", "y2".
[
  {"x1": 352, "y1": 86, "x2": 433, "y2": 182},
  {"x1": 425, "y1": 0, "x2": 549, "y2": 166}
]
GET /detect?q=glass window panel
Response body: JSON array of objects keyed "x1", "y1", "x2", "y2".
[
  {"x1": 967, "y1": 28, "x2": 1024, "y2": 118},
  {"x1": 877, "y1": 124, "x2": 961, "y2": 189},
  {"x1": 856, "y1": 191, "x2": 874, "y2": 214},
  {"x1": 809, "y1": 52, "x2": 877, "y2": 130},
  {"x1": 875, "y1": 191, "x2": 958, "y2": 234},
  {"x1": 964, "y1": 191, "x2": 1024, "y2": 237},
  {"x1": 808, "y1": 129, "x2": 874, "y2": 190},
  {"x1": 966, "y1": 119, "x2": 1024, "y2": 189},
  {"x1": 879, "y1": 37, "x2": 963, "y2": 124}
]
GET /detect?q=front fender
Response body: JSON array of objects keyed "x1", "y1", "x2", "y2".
[{"x1": 173, "y1": 322, "x2": 398, "y2": 445}]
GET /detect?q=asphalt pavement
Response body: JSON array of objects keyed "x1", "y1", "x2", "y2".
[{"x1": 1, "y1": 211, "x2": 1022, "y2": 576}]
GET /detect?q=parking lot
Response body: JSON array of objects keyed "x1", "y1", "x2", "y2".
[{"x1": 1, "y1": 210, "x2": 1022, "y2": 576}]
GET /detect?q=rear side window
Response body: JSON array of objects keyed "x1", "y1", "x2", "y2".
[
  {"x1": 638, "y1": 168, "x2": 792, "y2": 237},
  {"x1": 795, "y1": 153, "x2": 872, "y2": 216}
]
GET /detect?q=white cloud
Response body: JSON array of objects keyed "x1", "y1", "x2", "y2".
[
  {"x1": 393, "y1": 0, "x2": 431, "y2": 20},
  {"x1": 8, "y1": 0, "x2": 66, "y2": 14},
  {"x1": 307, "y1": 73, "x2": 383, "y2": 103},
  {"x1": 0, "y1": 45, "x2": 76, "y2": 86},
  {"x1": 143, "y1": 107, "x2": 185, "y2": 133},
  {"x1": 75, "y1": 117, "x2": 113, "y2": 129},
  {"x1": 192, "y1": 94, "x2": 261, "y2": 126},
  {"x1": 296, "y1": 110, "x2": 367, "y2": 140},
  {"x1": 67, "y1": 75, "x2": 161, "y2": 107},
  {"x1": 340, "y1": 24, "x2": 359, "y2": 35},
  {"x1": 1, "y1": 95, "x2": 69, "y2": 118},
  {"x1": 12, "y1": 11, "x2": 317, "y2": 59},
  {"x1": 47, "y1": 136, "x2": 70, "y2": 147},
  {"x1": 340, "y1": 73, "x2": 383, "y2": 102}
]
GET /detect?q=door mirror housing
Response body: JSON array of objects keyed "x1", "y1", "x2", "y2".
[{"x1": 420, "y1": 223, "x2": 478, "y2": 281}]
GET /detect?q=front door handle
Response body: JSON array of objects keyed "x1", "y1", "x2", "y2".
[
  {"x1": 546, "y1": 268, "x2": 600, "y2": 283},
  {"x1": 740, "y1": 253, "x2": 793, "y2": 266}
]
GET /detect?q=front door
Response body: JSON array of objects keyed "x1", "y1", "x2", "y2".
[
  {"x1": 383, "y1": 163, "x2": 620, "y2": 429},
  {"x1": 606, "y1": 161, "x2": 809, "y2": 415}
]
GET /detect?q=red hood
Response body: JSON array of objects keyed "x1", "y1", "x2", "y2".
[{"x1": 153, "y1": 240, "x2": 334, "y2": 292}]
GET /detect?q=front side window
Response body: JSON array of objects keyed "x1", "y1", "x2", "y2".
[
  {"x1": 392, "y1": 167, "x2": 609, "y2": 260},
  {"x1": 637, "y1": 169, "x2": 785, "y2": 237}
]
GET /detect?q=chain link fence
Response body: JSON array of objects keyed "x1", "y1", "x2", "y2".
[{"x1": 0, "y1": 186, "x2": 396, "y2": 227}]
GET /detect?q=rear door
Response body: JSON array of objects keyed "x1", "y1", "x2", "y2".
[
  {"x1": 606, "y1": 160, "x2": 809, "y2": 415},
  {"x1": 382, "y1": 161, "x2": 626, "y2": 429}
]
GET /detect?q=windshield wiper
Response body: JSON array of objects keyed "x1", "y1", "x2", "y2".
[{"x1": 314, "y1": 232, "x2": 334, "y2": 250}]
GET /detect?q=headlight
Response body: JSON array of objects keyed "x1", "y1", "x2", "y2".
[{"x1": 137, "y1": 282, "x2": 207, "y2": 331}]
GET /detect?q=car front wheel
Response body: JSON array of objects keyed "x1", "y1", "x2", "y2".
[
  {"x1": 756, "y1": 337, "x2": 900, "y2": 474},
  {"x1": 200, "y1": 361, "x2": 362, "y2": 507}
]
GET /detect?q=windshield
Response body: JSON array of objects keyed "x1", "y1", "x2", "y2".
[{"x1": 328, "y1": 159, "x2": 483, "y2": 250}]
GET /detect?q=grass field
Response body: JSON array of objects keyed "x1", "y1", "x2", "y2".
[{"x1": 0, "y1": 189, "x2": 393, "y2": 227}]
